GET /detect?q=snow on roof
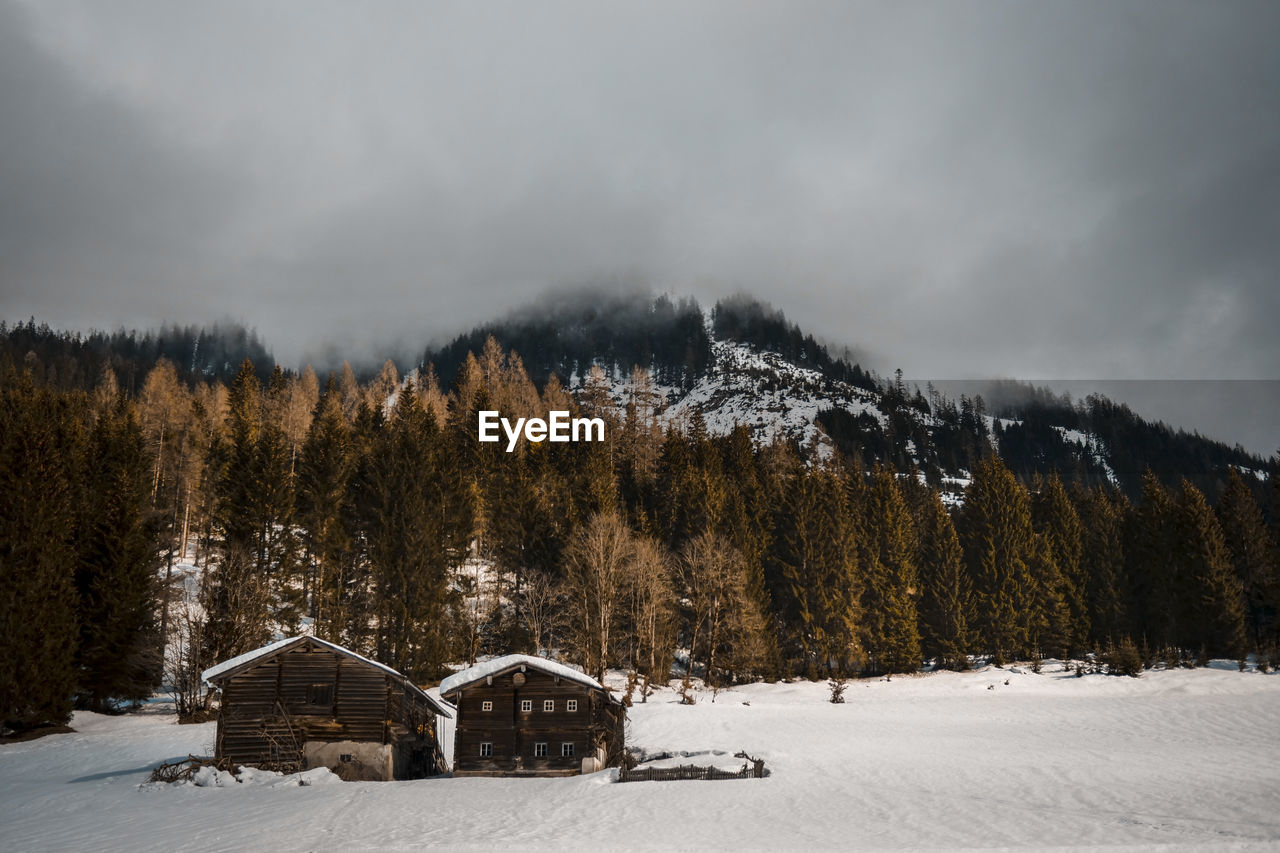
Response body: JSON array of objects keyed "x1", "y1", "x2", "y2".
[
  {"x1": 201, "y1": 635, "x2": 305, "y2": 684},
  {"x1": 438, "y1": 654, "x2": 603, "y2": 697},
  {"x1": 201, "y1": 635, "x2": 451, "y2": 718}
]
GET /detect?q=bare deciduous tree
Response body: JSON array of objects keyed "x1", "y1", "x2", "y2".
[
  {"x1": 365, "y1": 359, "x2": 400, "y2": 415},
  {"x1": 452, "y1": 554, "x2": 501, "y2": 666},
  {"x1": 624, "y1": 535, "x2": 674, "y2": 684},
  {"x1": 679, "y1": 530, "x2": 766, "y2": 685},
  {"x1": 521, "y1": 569, "x2": 566, "y2": 655},
  {"x1": 166, "y1": 602, "x2": 212, "y2": 722},
  {"x1": 281, "y1": 366, "x2": 318, "y2": 474},
  {"x1": 564, "y1": 511, "x2": 632, "y2": 681}
]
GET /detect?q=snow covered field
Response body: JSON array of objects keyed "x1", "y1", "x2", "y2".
[{"x1": 3, "y1": 664, "x2": 1279, "y2": 852}]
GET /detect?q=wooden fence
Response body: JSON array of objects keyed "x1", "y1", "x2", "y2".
[{"x1": 617, "y1": 758, "x2": 765, "y2": 782}]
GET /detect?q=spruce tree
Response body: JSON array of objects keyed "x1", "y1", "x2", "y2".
[
  {"x1": 916, "y1": 490, "x2": 973, "y2": 669},
  {"x1": 1216, "y1": 469, "x2": 1278, "y2": 648},
  {"x1": 1174, "y1": 480, "x2": 1247, "y2": 658},
  {"x1": 1031, "y1": 473, "x2": 1088, "y2": 656},
  {"x1": 216, "y1": 359, "x2": 263, "y2": 556},
  {"x1": 861, "y1": 468, "x2": 922, "y2": 674},
  {"x1": 296, "y1": 376, "x2": 357, "y2": 642},
  {"x1": 1126, "y1": 472, "x2": 1177, "y2": 650},
  {"x1": 339, "y1": 402, "x2": 381, "y2": 650},
  {"x1": 957, "y1": 454, "x2": 1035, "y2": 662},
  {"x1": 365, "y1": 389, "x2": 470, "y2": 680},
  {"x1": 257, "y1": 366, "x2": 301, "y2": 629},
  {"x1": 202, "y1": 359, "x2": 271, "y2": 666},
  {"x1": 1076, "y1": 486, "x2": 1128, "y2": 646},
  {"x1": 769, "y1": 458, "x2": 861, "y2": 675},
  {"x1": 0, "y1": 379, "x2": 80, "y2": 728},
  {"x1": 1027, "y1": 531, "x2": 1071, "y2": 660},
  {"x1": 73, "y1": 397, "x2": 162, "y2": 711},
  {"x1": 718, "y1": 425, "x2": 778, "y2": 678}
]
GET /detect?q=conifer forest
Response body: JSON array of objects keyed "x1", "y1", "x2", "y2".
[{"x1": 2, "y1": 308, "x2": 1278, "y2": 730}]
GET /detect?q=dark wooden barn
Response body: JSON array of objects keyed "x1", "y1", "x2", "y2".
[
  {"x1": 201, "y1": 635, "x2": 451, "y2": 781},
  {"x1": 439, "y1": 654, "x2": 625, "y2": 777}
]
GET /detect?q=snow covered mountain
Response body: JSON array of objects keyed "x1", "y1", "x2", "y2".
[
  {"x1": 585, "y1": 332, "x2": 881, "y2": 459},
  {"x1": 428, "y1": 293, "x2": 1269, "y2": 501}
]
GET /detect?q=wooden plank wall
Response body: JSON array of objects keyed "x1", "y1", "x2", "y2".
[
  {"x1": 452, "y1": 668, "x2": 621, "y2": 775},
  {"x1": 218, "y1": 646, "x2": 399, "y2": 768}
]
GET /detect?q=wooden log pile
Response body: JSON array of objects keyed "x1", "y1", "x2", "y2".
[{"x1": 147, "y1": 754, "x2": 238, "y2": 784}]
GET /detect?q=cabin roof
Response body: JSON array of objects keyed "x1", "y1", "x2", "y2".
[
  {"x1": 201, "y1": 635, "x2": 452, "y2": 718},
  {"x1": 439, "y1": 654, "x2": 607, "y2": 698}
]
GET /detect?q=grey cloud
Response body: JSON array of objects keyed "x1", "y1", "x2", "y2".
[{"x1": 2, "y1": 1, "x2": 1278, "y2": 403}]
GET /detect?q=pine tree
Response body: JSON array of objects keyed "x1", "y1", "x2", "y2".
[
  {"x1": 0, "y1": 378, "x2": 80, "y2": 727},
  {"x1": 257, "y1": 367, "x2": 301, "y2": 629},
  {"x1": 655, "y1": 428, "x2": 697, "y2": 547},
  {"x1": 769, "y1": 458, "x2": 861, "y2": 676},
  {"x1": 216, "y1": 359, "x2": 263, "y2": 555},
  {"x1": 365, "y1": 389, "x2": 471, "y2": 681},
  {"x1": 1026, "y1": 531, "x2": 1071, "y2": 660},
  {"x1": 202, "y1": 360, "x2": 271, "y2": 665},
  {"x1": 1174, "y1": 480, "x2": 1247, "y2": 658},
  {"x1": 446, "y1": 353, "x2": 491, "y2": 556},
  {"x1": 1076, "y1": 486, "x2": 1128, "y2": 646},
  {"x1": 338, "y1": 402, "x2": 381, "y2": 650},
  {"x1": 718, "y1": 425, "x2": 778, "y2": 678},
  {"x1": 1216, "y1": 469, "x2": 1279, "y2": 648},
  {"x1": 957, "y1": 454, "x2": 1035, "y2": 662},
  {"x1": 1126, "y1": 472, "x2": 1177, "y2": 649},
  {"x1": 1031, "y1": 473, "x2": 1088, "y2": 656},
  {"x1": 297, "y1": 376, "x2": 356, "y2": 641},
  {"x1": 916, "y1": 490, "x2": 973, "y2": 669},
  {"x1": 861, "y1": 468, "x2": 922, "y2": 674},
  {"x1": 73, "y1": 397, "x2": 162, "y2": 711}
]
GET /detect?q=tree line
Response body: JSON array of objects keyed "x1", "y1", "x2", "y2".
[{"x1": 2, "y1": 337, "x2": 1278, "y2": 730}]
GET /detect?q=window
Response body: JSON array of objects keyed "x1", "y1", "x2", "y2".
[
  {"x1": 481, "y1": 701, "x2": 493, "y2": 712},
  {"x1": 534, "y1": 742, "x2": 548, "y2": 757},
  {"x1": 520, "y1": 699, "x2": 532, "y2": 713},
  {"x1": 543, "y1": 699, "x2": 554, "y2": 712},
  {"x1": 480, "y1": 742, "x2": 493, "y2": 757},
  {"x1": 561, "y1": 742, "x2": 575, "y2": 757},
  {"x1": 566, "y1": 699, "x2": 578, "y2": 712},
  {"x1": 306, "y1": 683, "x2": 333, "y2": 706}
]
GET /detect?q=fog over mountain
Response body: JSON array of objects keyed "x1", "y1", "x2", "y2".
[
  {"x1": 2, "y1": 2, "x2": 1277, "y2": 451},
  {"x1": 924, "y1": 380, "x2": 1279, "y2": 462}
]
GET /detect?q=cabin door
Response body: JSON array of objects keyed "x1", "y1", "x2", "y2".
[{"x1": 512, "y1": 685, "x2": 524, "y2": 769}]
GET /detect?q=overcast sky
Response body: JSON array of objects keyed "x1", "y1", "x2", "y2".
[{"x1": 2, "y1": 2, "x2": 1277, "y2": 449}]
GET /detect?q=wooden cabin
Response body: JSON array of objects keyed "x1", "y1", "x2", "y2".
[
  {"x1": 201, "y1": 635, "x2": 451, "y2": 781},
  {"x1": 439, "y1": 654, "x2": 625, "y2": 777}
]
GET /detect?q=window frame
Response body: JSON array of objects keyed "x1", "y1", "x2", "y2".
[
  {"x1": 479, "y1": 742, "x2": 493, "y2": 757},
  {"x1": 306, "y1": 683, "x2": 334, "y2": 707},
  {"x1": 566, "y1": 699, "x2": 578, "y2": 712},
  {"x1": 543, "y1": 699, "x2": 554, "y2": 712},
  {"x1": 534, "y1": 742, "x2": 548, "y2": 757},
  {"x1": 561, "y1": 742, "x2": 575, "y2": 757},
  {"x1": 520, "y1": 699, "x2": 533, "y2": 713},
  {"x1": 481, "y1": 700, "x2": 493, "y2": 712}
]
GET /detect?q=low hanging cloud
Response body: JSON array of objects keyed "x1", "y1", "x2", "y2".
[{"x1": 2, "y1": 0, "x2": 1278, "y2": 391}]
